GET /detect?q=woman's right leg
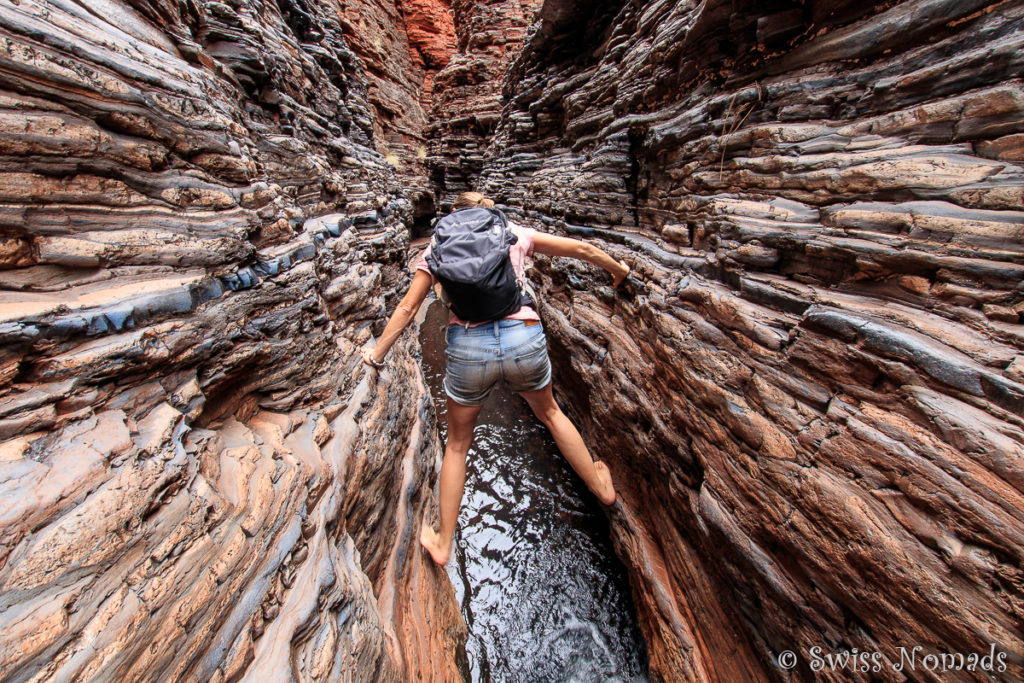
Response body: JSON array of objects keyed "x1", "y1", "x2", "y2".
[
  {"x1": 518, "y1": 383, "x2": 616, "y2": 505},
  {"x1": 420, "y1": 397, "x2": 482, "y2": 565}
]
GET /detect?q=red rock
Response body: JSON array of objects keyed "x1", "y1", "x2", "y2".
[
  {"x1": 898, "y1": 275, "x2": 931, "y2": 294},
  {"x1": 976, "y1": 133, "x2": 1024, "y2": 161},
  {"x1": 0, "y1": 0, "x2": 463, "y2": 678},
  {"x1": 399, "y1": 0, "x2": 457, "y2": 71},
  {"x1": 473, "y1": 0, "x2": 1024, "y2": 680},
  {"x1": 983, "y1": 303, "x2": 1020, "y2": 323},
  {"x1": 1007, "y1": 357, "x2": 1024, "y2": 382},
  {"x1": 426, "y1": 0, "x2": 543, "y2": 205}
]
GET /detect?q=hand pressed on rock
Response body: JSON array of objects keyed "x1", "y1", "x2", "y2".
[
  {"x1": 361, "y1": 348, "x2": 382, "y2": 369},
  {"x1": 612, "y1": 261, "x2": 631, "y2": 288}
]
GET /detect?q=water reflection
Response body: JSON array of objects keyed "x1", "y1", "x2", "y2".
[{"x1": 419, "y1": 299, "x2": 649, "y2": 683}]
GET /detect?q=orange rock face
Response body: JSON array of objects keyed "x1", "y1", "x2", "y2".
[
  {"x1": 335, "y1": 0, "x2": 456, "y2": 208},
  {"x1": 426, "y1": 0, "x2": 543, "y2": 206},
  {"x1": 400, "y1": 0, "x2": 458, "y2": 73}
]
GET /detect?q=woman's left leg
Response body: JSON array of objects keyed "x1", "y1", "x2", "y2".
[
  {"x1": 518, "y1": 383, "x2": 616, "y2": 505},
  {"x1": 420, "y1": 398, "x2": 482, "y2": 565}
]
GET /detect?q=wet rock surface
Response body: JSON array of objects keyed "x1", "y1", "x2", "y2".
[
  {"x1": 475, "y1": 1, "x2": 1024, "y2": 680},
  {"x1": 418, "y1": 299, "x2": 649, "y2": 682},
  {"x1": 0, "y1": 0, "x2": 463, "y2": 680}
]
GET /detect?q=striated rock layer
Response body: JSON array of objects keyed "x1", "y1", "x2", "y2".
[
  {"x1": 426, "y1": 0, "x2": 542, "y2": 210},
  {"x1": 0, "y1": 0, "x2": 463, "y2": 680},
  {"x1": 477, "y1": 0, "x2": 1024, "y2": 680},
  {"x1": 336, "y1": 0, "x2": 457, "y2": 209}
]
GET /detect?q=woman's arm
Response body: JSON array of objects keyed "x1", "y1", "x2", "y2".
[
  {"x1": 533, "y1": 232, "x2": 631, "y2": 286},
  {"x1": 361, "y1": 269, "x2": 433, "y2": 367}
]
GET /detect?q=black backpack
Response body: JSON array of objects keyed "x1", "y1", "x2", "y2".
[{"x1": 425, "y1": 207, "x2": 528, "y2": 322}]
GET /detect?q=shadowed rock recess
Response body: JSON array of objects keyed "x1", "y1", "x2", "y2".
[{"x1": 1, "y1": 0, "x2": 1023, "y2": 682}]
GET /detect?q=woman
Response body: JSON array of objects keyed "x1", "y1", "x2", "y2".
[{"x1": 361, "y1": 192, "x2": 630, "y2": 566}]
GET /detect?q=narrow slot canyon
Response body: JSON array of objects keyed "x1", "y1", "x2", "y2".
[
  {"x1": 417, "y1": 298, "x2": 649, "y2": 681},
  {"x1": 1, "y1": 1, "x2": 1023, "y2": 683}
]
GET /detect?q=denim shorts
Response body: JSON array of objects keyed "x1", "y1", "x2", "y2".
[{"x1": 443, "y1": 320, "x2": 552, "y2": 406}]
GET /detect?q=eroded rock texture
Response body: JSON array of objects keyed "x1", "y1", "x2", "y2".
[
  {"x1": 0, "y1": 0, "x2": 462, "y2": 680},
  {"x1": 336, "y1": 0, "x2": 456, "y2": 211},
  {"x1": 478, "y1": 0, "x2": 1024, "y2": 680},
  {"x1": 426, "y1": 0, "x2": 542, "y2": 208}
]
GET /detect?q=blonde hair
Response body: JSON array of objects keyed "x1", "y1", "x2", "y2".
[{"x1": 452, "y1": 191, "x2": 494, "y2": 209}]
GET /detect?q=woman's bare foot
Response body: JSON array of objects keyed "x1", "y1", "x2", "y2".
[
  {"x1": 592, "y1": 460, "x2": 617, "y2": 505},
  {"x1": 420, "y1": 525, "x2": 450, "y2": 565}
]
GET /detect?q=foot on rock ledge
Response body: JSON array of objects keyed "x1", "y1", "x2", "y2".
[
  {"x1": 593, "y1": 460, "x2": 617, "y2": 506},
  {"x1": 420, "y1": 524, "x2": 450, "y2": 566}
]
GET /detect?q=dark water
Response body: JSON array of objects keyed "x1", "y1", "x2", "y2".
[{"x1": 418, "y1": 299, "x2": 649, "y2": 683}]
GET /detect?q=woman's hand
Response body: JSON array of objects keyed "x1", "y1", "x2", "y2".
[
  {"x1": 612, "y1": 260, "x2": 630, "y2": 288},
  {"x1": 361, "y1": 348, "x2": 382, "y2": 369},
  {"x1": 362, "y1": 270, "x2": 432, "y2": 370}
]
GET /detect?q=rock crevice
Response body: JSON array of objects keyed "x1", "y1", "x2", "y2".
[{"x1": 3, "y1": 0, "x2": 1024, "y2": 680}]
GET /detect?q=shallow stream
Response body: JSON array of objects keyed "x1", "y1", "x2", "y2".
[{"x1": 418, "y1": 299, "x2": 649, "y2": 683}]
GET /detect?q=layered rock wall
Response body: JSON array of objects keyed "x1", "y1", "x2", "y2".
[
  {"x1": 426, "y1": 0, "x2": 542, "y2": 210},
  {"x1": 478, "y1": 0, "x2": 1024, "y2": 680},
  {"x1": 336, "y1": 0, "x2": 456, "y2": 207},
  {"x1": 0, "y1": 0, "x2": 462, "y2": 679}
]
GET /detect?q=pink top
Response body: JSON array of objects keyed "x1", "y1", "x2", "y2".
[{"x1": 416, "y1": 224, "x2": 541, "y2": 326}]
